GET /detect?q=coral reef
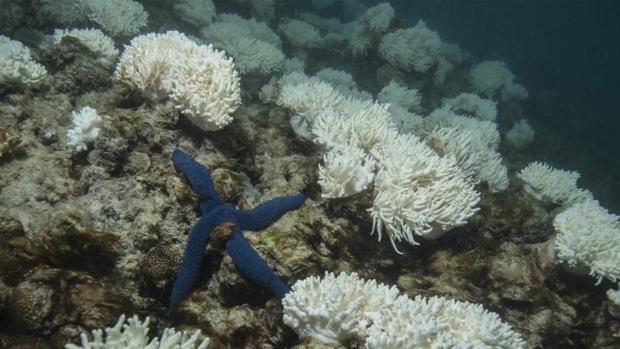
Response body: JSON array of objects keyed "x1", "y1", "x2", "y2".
[{"x1": 0, "y1": 1, "x2": 618, "y2": 348}]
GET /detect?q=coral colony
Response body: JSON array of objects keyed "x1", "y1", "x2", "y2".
[{"x1": 1, "y1": 0, "x2": 619, "y2": 347}]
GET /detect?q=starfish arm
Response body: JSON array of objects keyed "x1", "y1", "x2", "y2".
[
  {"x1": 234, "y1": 192, "x2": 306, "y2": 231},
  {"x1": 225, "y1": 229, "x2": 289, "y2": 298},
  {"x1": 168, "y1": 208, "x2": 228, "y2": 314},
  {"x1": 172, "y1": 149, "x2": 222, "y2": 207}
]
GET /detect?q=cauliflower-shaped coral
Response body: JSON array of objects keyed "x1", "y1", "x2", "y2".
[
  {"x1": 115, "y1": 31, "x2": 195, "y2": 101},
  {"x1": 0, "y1": 35, "x2": 47, "y2": 87},
  {"x1": 278, "y1": 18, "x2": 322, "y2": 49},
  {"x1": 282, "y1": 272, "x2": 401, "y2": 343},
  {"x1": 201, "y1": 15, "x2": 285, "y2": 75},
  {"x1": 470, "y1": 60, "x2": 528, "y2": 101},
  {"x1": 442, "y1": 92, "x2": 497, "y2": 121},
  {"x1": 83, "y1": 0, "x2": 148, "y2": 37},
  {"x1": 115, "y1": 31, "x2": 241, "y2": 131},
  {"x1": 167, "y1": 43, "x2": 241, "y2": 131},
  {"x1": 505, "y1": 119, "x2": 535, "y2": 149},
  {"x1": 378, "y1": 20, "x2": 441, "y2": 73},
  {"x1": 173, "y1": 0, "x2": 216, "y2": 27},
  {"x1": 350, "y1": 2, "x2": 395, "y2": 56},
  {"x1": 554, "y1": 199, "x2": 620, "y2": 284}
]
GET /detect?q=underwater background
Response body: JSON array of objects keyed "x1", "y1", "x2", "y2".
[
  {"x1": 1, "y1": 0, "x2": 619, "y2": 348},
  {"x1": 393, "y1": 0, "x2": 620, "y2": 212}
]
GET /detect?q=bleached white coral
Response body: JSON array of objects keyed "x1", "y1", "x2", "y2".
[
  {"x1": 283, "y1": 272, "x2": 526, "y2": 349},
  {"x1": 425, "y1": 108, "x2": 508, "y2": 192},
  {"x1": 216, "y1": 14, "x2": 282, "y2": 48},
  {"x1": 369, "y1": 134, "x2": 480, "y2": 251},
  {"x1": 37, "y1": 0, "x2": 85, "y2": 25},
  {"x1": 315, "y1": 68, "x2": 357, "y2": 92},
  {"x1": 607, "y1": 287, "x2": 620, "y2": 318},
  {"x1": 277, "y1": 77, "x2": 346, "y2": 139},
  {"x1": 0, "y1": 35, "x2": 47, "y2": 87},
  {"x1": 115, "y1": 31, "x2": 196, "y2": 100},
  {"x1": 167, "y1": 44, "x2": 241, "y2": 131},
  {"x1": 65, "y1": 314, "x2": 209, "y2": 349},
  {"x1": 377, "y1": 81, "x2": 422, "y2": 112},
  {"x1": 278, "y1": 19, "x2": 322, "y2": 49},
  {"x1": 425, "y1": 107, "x2": 500, "y2": 149},
  {"x1": 115, "y1": 31, "x2": 241, "y2": 130},
  {"x1": 279, "y1": 77, "x2": 479, "y2": 251},
  {"x1": 314, "y1": 68, "x2": 371, "y2": 99},
  {"x1": 442, "y1": 92, "x2": 497, "y2": 121},
  {"x1": 388, "y1": 106, "x2": 425, "y2": 135},
  {"x1": 282, "y1": 272, "x2": 401, "y2": 343},
  {"x1": 282, "y1": 58, "x2": 305, "y2": 74},
  {"x1": 378, "y1": 21, "x2": 441, "y2": 73},
  {"x1": 226, "y1": 37, "x2": 284, "y2": 75},
  {"x1": 318, "y1": 144, "x2": 377, "y2": 199},
  {"x1": 366, "y1": 295, "x2": 526, "y2": 349},
  {"x1": 201, "y1": 15, "x2": 284, "y2": 75},
  {"x1": 173, "y1": 0, "x2": 216, "y2": 27},
  {"x1": 83, "y1": 0, "x2": 148, "y2": 37},
  {"x1": 517, "y1": 162, "x2": 593, "y2": 206},
  {"x1": 67, "y1": 106, "x2": 102, "y2": 152},
  {"x1": 350, "y1": 2, "x2": 395, "y2": 56},
  {"x1": 553, "y1": 199, "x2": 620, "y2": 284},
  {"x1": 53, "y1": 28, "x2": 119, "y2": 65},
  {"x1": 311, "y1": 100, "x2": 395, "y2": 152},
  {"x1": 505, "y1": 119, "x2": 535, "y2": 149},
  {"x1": 470, "y1": 60, "x2": 528, "y2": 101}
]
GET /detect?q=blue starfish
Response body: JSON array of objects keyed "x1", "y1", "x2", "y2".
[{"x1": 168, "y1": 149, "x2": 306, "y2": 314}]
